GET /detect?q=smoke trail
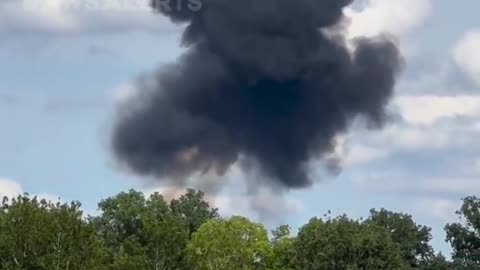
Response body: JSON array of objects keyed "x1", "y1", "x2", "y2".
[{"x1": 111, "y1": 0, "x2": 402, "y2": 191}]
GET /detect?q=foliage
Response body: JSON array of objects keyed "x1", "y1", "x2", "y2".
[
  {"x1": 186, "y1": 216, "x2": 272, "y2": 270},
  {"x1": 366, "y1": 208, "x2": 434, "y2": 267},
  {"x1": 418, "y1": 253, "x2": 452, "y2": 270},
  {"x1": 1, "y1": 190, "x2": 480, "y2": 270},
  {"x1": 445, "y1": 196, "x2": 480, "y2": 268},
  {"x1": 93, "y1": 190, "x2": 188, "y2": 270},
  {"x1": 271, "y1": 225, "x2": 296, "y2": 270},
  {"x1": 294, "y1": 215, "x2": 405, "y2": 269},
  {"x1": 0, "y1": 194, "x2": 106, "y2": 270},
  {"x1": 169, "y1": 188, "x2": 219, "y2": 237}
]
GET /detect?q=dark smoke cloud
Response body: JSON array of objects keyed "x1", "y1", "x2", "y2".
[{"x1": 112, "y1": 0, "x2": 402, "y2": 190}]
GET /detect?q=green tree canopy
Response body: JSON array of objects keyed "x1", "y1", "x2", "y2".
[
  {"x1": 366, "y1": 208, "x2": 434, "y2": 267},
  {"x1": 295, "y1": 215, "x2": 405, "y2": 270},
  {"x1": 93, "y1": 190, "x2": 188, "y2": 270},
  {"x1": 419, "y1": 253, "x2": 452, "y2": 270},
  {"x1": 2, "y1": 189, "x2": 479, "y2": 270},
  {"x1": 169, "y1": 188, "x2": 219, "y2": 237},
  {"x1": 271, "y1": 225, "x2": 296, "y2": 270},
  {"x1": 0, "y1": 194, "x2": 106, "y2": 270},
  {"x1": 186, "y1": 216, "x2": 272, "y2": 270},
  {"x1": 445, "y1": 196, "x2": 480, "y2": 269}
]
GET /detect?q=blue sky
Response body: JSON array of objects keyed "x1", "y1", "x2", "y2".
[{"x1": 1, "y1": 0, "x2": 480, "y2": 256}]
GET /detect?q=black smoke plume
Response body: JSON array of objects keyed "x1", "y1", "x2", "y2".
[{"x1": 112, "y1": 0, "x2": 402, "y2": 190}]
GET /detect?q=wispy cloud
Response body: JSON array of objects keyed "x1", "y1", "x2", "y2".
[
  {"x1": 0, "y1": 178, "x2": 60, "y2": 202},
  {"x1": 0, "y1": 0, "x2": 179, "y2": 37},
  {"x1": 453, "y1": 30, "x2": 480, "y2": 86},
  {"x1": 346, "y1": 0, "x2": 432, "y2": 38}
]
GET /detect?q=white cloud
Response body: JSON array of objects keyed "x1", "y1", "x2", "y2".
[
  {"x1": 347, "y1": 144, "x2": 389, "y2": 164},
  {"x1": 413, "y1": 198, "x2": 460, "y2": 221},
  {"x1": 212, "y1": 189, "x2": 304, "y2": 223},
  {"x1": 395, "y1": 62, "x2": 468, "y2": 95},
  {"x1": 0, "y1": 178, "x2": 61, "y2": 202},
  {"x1": 110, "y1": 82, "x2": 138, "y2": 105},
  {"x1": 344, "y1": 94, "x2": 480, "y2": 200},
  {"x1": 351, "y1": 95, "x2": 480, "y2": 151},
  {"x1": 0, "y1": 1, "x2": 75, "y2": 33},
  {"x1": 453, "y1": 30, "x2": 480, "y2": 85},
  {"x1": 0, "y1": 0, "x2": 178, "y2": 36},
  {"x1": 346, "y1": 0, "x2": 432, "y2": 38},
  {"x1": 417, "y1": 178, "x2": 480, "y2": 195},
  {"x1": 349, "y1": 170, "x2": 405, "y2": 188},
  {"x1": 330, "y1": 135, "x2": 389, "y2": 165},
  {"x1": 359, "y1": 175, "x2": 480, "y2": 197},
  {"x1": 329, "y1": 94, "x2": 480, "y2": 164},
  {"x1": 249, "y1": 187, "x2": 304, "y2": 218},
  {"x1": 0, "y1": 178, "x2": 23, "y2": 198},
  {"x1": 396, "y1": 95, "x2": 480, "y2": 125},
  {"x1": 369, "y1": 122, "x2": 454, "y2": 151}
]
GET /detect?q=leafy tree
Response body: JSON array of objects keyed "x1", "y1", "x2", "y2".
[
  {"x1": 445, "y1": 196, "x2": 480, "y2": 268},
  {"x1": 294, "y1": 215, "x2": 405, "y2": 270},
  {"x1": 93, "y1": 190, "x2": 188, "y2": 270},
  {"x1": 419, "y1": 253, "x2": 452, "y2": 270},
  {"x1": 0, "y1": 194, "x2": 107, "y2": 270},
  {"x1": 169, "y1": 188, "x2": 219, "y2": 237},
  {"x1": 271, "y1": 225, "x2": 296, "y2": 270},
  {"x1": 8, "y1": 189, "x2": 480, "y2": 270},
  {"x1": 186, "y1": 216, "x2": 273, "y2": 270},
  {"x1": 366, "y1": 209, "x2": 434, "y2": 267}
]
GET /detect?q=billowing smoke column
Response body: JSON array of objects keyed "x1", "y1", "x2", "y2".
[{"x1": 112, "y1": 0, "x2": 402, "y2": 190}]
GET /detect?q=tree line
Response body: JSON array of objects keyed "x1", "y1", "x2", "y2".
[{"x1": 0, "y1": 189, "x2": 479, "y2": 269}]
